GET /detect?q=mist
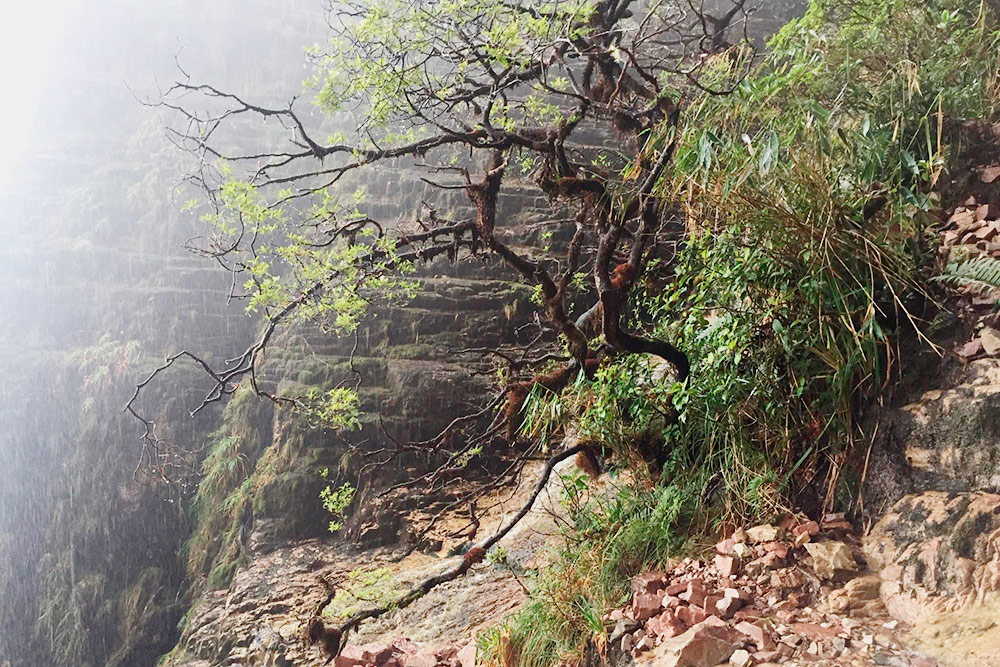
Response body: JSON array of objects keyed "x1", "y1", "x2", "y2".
[{"x1": 0, "y1": 2, "x2": 325, "y2": 663}]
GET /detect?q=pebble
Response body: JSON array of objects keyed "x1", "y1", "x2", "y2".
[{"x1": 729, "y1": 648, "x2": 751, "y2": 667}]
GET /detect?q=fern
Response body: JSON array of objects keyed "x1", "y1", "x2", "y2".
[{"x1": 935, "y1": 256, "x2": 1000, "y2": 294}]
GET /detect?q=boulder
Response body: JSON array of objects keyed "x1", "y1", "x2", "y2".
[
  {"x1": 863, "y1": 491, "x2": 1000, "y2": 622},
  {"x1": 827, "y1": 574, "x2": 882, "y2": 612},
  {"x1": 864, "y1": 359, "x2": 1000, "y2": 514},
  {"x1": 745, "y1": 525, "x2": 781, "y2": 543}
]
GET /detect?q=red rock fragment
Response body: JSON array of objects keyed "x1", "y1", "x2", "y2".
[
  {"x1": 632, "y1": 592, "x2": 662, "y2": 621},
  {"x1": 730, "y1": 648, "x2": 752, "y2": 667},
  {"x1": 733, "y1": 608, "x2": 763, "y2": 621},
  {"x1": 791, "y1": 622, "x2": 840, "y2": 642},
  {"x1": 675, "y1": 604, "x2": 707, "y2": 627},
  {"x1": 753, "y1": 649, "x2": 783, "y2": 662},
  {"x1": 393, "y1": 639, "x2": 420, "y2": 656},
  {"x1": 678, "y1": 579, "x2": 707, "y2": 608},
  {"x1": 793, "y1": 520, "x2": 820, "y2": 537},
  {"x1": 778, "y1": 515, "x2": 800, "y2": 531},
  {"x1": 960, "y1": 338, "x2": 985, "y2": 360},
  {"x1": 981, "y1": 165, "x2": 1000, "y2": 183},
  {"x1": 702, "y1": 614, "x2": 728, "y2": 628},
  {"x1": 642, "y1": 620, "x2": 738, "y2": 667},
  {"x1": 770, "y1": 568, "x2": 805, "y2": 589},
  {"x1": 975, "y1": 224, "x2": 998, "y2": 241},
  {"x1": 745, "y1": 524, "x2": 781, "y2": 543},
  {"x1": 632, "y1": 572, "x2": 668, "y2": 596},
  {"x1": 774, "y1": 607, "x2": 798, "y2": 622},
  {"x1": 785, "y1": 591, "x2": 808, "y2": 608},
  {"x1": 715, "y1": 595, "x2": 743, "y2": 619},
  {"x1": 744, "y1": 552, "x2": 782, "y2": 576},
  {"x1": 402, "y1": 652, "x2": 437, "y2": 667},
  {"x1": 662, "y1": 594, "x2": 682, "y2": 609},
  {"x1": 646, "y1": 609, "x2": 686, "y2": 639},
  {"x1": 704, "y1": 593, "x2": 723, "y2": 612},
  {"x1": 949, "y1": 208, "x2": 975, "y2": 226},
  {"x1": 715, "y1": 537, "x2": 736, "y2": 555},
  {"x1": 664, "y1": 581, "x2": 688, "y2": 596},
  {"x1": 762, "y1": 542, "x2": 790, "y2": 559},
  {"x1": 714, "y1": 554, "x2": 737, "y2": 578},
  {"x1": 456, "y1": 644, "x2": 475, "y2": 667},
  {"x1": 633, "y1": 633, "x2": 655, "y2": 654},
  {"x1": 335, "y1": 645, "x2": 373, "y2": 667},
  {"x1": 734, "y1": 620, "x2": 774, "y2": 651},
  {"x1": 820, "y1": 513, "x2": 851, "y2": 531}
]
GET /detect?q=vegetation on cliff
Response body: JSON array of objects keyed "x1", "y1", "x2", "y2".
[{"x1": 478, "y1": 1, "x2": 1000, "y2": 664}]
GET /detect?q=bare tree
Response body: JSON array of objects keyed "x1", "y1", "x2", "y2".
[{"x1": 129, "y1": 0, "x2": 755, "y2": 645}]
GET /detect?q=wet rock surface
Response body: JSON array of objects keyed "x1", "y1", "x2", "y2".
[
  {"x1": 171, "y1": 536, "x2": 516, "y2": 667},
  {"x1": 170, "y1": 458, "x2": 590, "y2": 667},
  {"x1": 864, "y1": 491, "x2": 1000, "y2": 618},
  {"x1": 864, "y1": 359, "x2": 1000, "y2": 513}
]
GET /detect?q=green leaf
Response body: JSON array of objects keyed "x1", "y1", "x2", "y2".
[
  {"x1": 697, "y1": 132, "x2": 713, "y2": 170},
  {"x1": 758, "y1": 131, "x2": 780, "y2": 176}
]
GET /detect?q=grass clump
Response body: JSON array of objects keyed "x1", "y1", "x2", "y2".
[
  {"x1": 479, "y1": 482, "x2": 696, "y2": 667},
  {"x1": 323, "y1": 568, "x2": 401, "y2": 620},
  {"x1": 183, "y1": 385, "x2": 269, "y2": 588}
]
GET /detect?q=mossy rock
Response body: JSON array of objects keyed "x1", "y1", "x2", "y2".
[{"x1": 253, "y1": 472, "x2": 327, "y2": 539}]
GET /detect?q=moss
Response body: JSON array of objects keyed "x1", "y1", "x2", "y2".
[
  {"x1": 253, "y1": 471, "x2": 327, "y2": 536},
  {"x1": 383, "y1": 343, "x2": 438, "y2": 359},
  {"x1": 183, "y1": 385, "x2": 270, "y2": 587},
  {"x1": 207, "y1": 559, "x2": 240, "y2": 590},
  {"x1": 107, "y1": 568, "x2": 171, "y2": 667}
]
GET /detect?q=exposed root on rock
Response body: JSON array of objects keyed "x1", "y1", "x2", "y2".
[{"x1": 307, "y1": 444, "x2": 587, "y2": 660}]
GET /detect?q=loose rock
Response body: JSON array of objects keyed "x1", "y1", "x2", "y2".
[{"x1": 804, "y1": 541, "x2": 858, "y2": 580}]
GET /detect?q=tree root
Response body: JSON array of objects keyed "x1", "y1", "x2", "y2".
[{"x1": 308, "y1": 443, "x2": 587, "y2": 659}]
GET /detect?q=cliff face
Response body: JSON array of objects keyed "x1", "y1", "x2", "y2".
[
  {"x1": 0, "y1": 3, "x2": 328, "y2": 665},
  {"x1": 0, "y1": 4, "x2": 556, "y2": 665}
]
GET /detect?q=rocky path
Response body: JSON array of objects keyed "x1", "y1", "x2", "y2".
[{"x1": 607, "y1": 516, "x2": 938, "y2": 667}]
